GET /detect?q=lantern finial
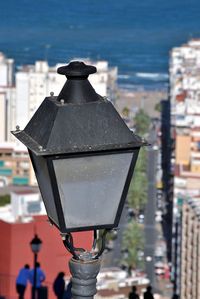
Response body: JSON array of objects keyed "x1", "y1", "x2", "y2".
[{"x1": 57, "y1": 61, "x2": 99, "y2": 104}]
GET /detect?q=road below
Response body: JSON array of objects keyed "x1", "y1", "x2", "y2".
[{"x1": 144, "y1": 130, "x2": 157, "y2": 288}]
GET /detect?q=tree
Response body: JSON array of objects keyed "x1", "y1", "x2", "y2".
[
  {"x1": 120, "y1": 109, "x2": 149, "y2": 271},
  {"x1": 0, "y1": 194, "x2": 11, "y2": 206},
  {"x1": 121, "y1": 221, "x2": 144, "y2": 270},
  {"x1": 134, "y1": 109, "x2": 150, "y2": 136},
  {"x1": 127, "y1": 109, "x2": 150, "y2": 214},
  {"x1": 154, "y1": 102, "x2": 161, "y2": 112},
  {"x1": 134, "y1": 148, "x2": 147, "y2": 173},
  {"x1": 122, "y1": 106, "x2": 130, "y2": 118},
  {"x1": 127, "y1": 149, "x2": 148, "y2": 213},
  {"x1": 128, "y1": 171, "x2": 148, "y2": 214}
]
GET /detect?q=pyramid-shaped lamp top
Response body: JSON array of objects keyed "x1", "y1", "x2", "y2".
[{"x1": 12, "y1": 61, "x2": 144, "y2": 156}]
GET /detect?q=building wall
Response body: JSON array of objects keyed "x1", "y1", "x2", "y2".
[
  {"x1": 0, "y1": 93, "x2": 6, "y2": 143},
  {"x1": 170, "y1": 40, "x2": 200, "y2": 291},
  {"x1": 15, "y1": 72, "x2": 29, "y2": 130},
  {"x1": 0, "y1": 220, "x2": 12, "y2": 297},
  {"x1": 10, "y1": 191, "x2": 44, "y2": 221},
  {"x1": 0, "y1": 56, "x2": 15, "y2": 144},
  {"x1": 0, "y1": 144, "x2": 31, "y2": 186},
  {"x1": 180, "y1": 200, "x2": 200, "y2": 299},
  {"x1": 0, "y1": 53, "x2": 15, "y2": 143},
  {"x1": 161, "y1": 99, "x2": 173, "y2": 262},
  {"x1": 0, "y1": 53, "x2": 14, "y2": 87},
  {"x1": 15, "y1": 60, "x2": 117, "y2": 130}
]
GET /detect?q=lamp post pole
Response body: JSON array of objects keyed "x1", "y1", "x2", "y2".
[
  {"x1": 30, "y1": 235, "x2": 42, "y2": 299},
  {"x1": 33, "y1": 251, "x2": 37, "y2": 299},
  {"x1": 69, "y1": 255, "x2": 101, "y2": 299}
]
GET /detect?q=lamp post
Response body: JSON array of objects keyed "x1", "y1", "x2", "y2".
[
  {"x1": 13, "y1": 61, "x2": 145, "y2": 299},
  {"x1": 30, "y1": 234, "x2": 42, "y2": 299}
]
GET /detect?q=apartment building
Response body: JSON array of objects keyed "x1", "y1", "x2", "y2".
[
  {"x1": 0, "y1": 53, "x2": 118, "y2": 186},
  {"x1": 15, "y1": 59, "x2": 117, "y2": 130},
  {"x1": 170, "y1": 39, "x2": 200, "y2": 295},
  {"x1": 0, "y1": 52, "x2": 15, "y2": 143},
  {"x1": 170, "y1": 39, "x2": 200, "y2": 204},
  {"x1": 0, "y1": 53, "x2": 118, "y2": 144},
  {"x1": 180, "y1": 199, "x2": 200, "y2": 299},
  {"x1": 0, "y1": 142, "x2": 36, "y2": 186}
]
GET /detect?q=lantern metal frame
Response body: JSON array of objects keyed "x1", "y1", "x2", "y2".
[{"x1": 12, "y1": 60, "x2": 145, "y2": 239}]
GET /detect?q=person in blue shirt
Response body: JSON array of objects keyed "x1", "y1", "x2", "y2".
[
  {"x1": 29, "y1": 262, "x2": 46, "y2": 298},
  {"x1": 16, "y1": 264, "x2": 30, "y2": 299}
]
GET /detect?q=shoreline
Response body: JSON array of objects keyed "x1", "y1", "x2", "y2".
[
  {"x1": 117, "y1": 81, "x2": 168, "y2": 94},
  {"x1": 115, "y1": 88, "x2": 167, "y2": 119}
]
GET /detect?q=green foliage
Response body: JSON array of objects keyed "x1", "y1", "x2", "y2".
[
  {"x1": 134, "y1": 109, "x2": 150, "y2": 136},
  {"x1": 122, "y1": 106, "x2": 130, "y2": 118},
  {"x1": 97, "y1": 229, "x2": 117, "y2": 251},
  {"x1": 121, "y1": 109, "x2": 149, "y2": 270},
  {"x1": 122, "y1": 221, "x2": 144, "y2": 269},
  {"x1": 127, "y1": 109, "x2": 150, "y2": 213},
  {"x1": 128, "y1": 172, "x2": 148, "y2": 213},
  {"x1": 154, "y1": 102, "x2": 161, "y2": 112},
  {"x1": 0, "y1": 194, "x2": 11, "y2": 206},
  {"x1": 127, "y1": 149, "x2": 148, "y2": 213},
  {"x1": 135, "y1": 148, "x2": 147, "y2": 173}
]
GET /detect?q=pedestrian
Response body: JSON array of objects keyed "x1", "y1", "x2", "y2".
[
  {"x1": 16, "y1": 264, "x2": 30, "y2": 299},
  {"x1": 143, "y1": 285, "x2": 154, "y2": 299},
  {"x1": 53, "y1": 272, "x2": 65, "y2": 299},
  {"x1": 172, "y1": 295, "x2": 179, "y2": 299},
  {"x1": 129, "y1": 286, "x2": 139, "y2": 299},
  {"x1": 29, "y1": 262, "x2": 46, "y2": 299},
  {"x1": 63, "y1": 279, "x2": 72, "y2": 299}
]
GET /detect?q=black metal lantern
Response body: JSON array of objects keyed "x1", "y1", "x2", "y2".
[
  {"x1": 12, "y1": 61, "x2": 144, "y2": 239},
  {"x1": 30, "y1": 234, "x2": 42, "y2": 254}
]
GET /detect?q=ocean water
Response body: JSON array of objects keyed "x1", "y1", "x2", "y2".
[{"x1": 1, "y1": 0, "x2": 200, "y2": 90}]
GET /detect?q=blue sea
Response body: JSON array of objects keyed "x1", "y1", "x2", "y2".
[{"x1": 1, "y1": 0, "x2": 200, "y2": 90}]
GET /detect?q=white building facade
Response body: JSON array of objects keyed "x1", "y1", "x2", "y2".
[
  {"x1": 15, "y1": 59, "x2": 117, "y2": 130},
  {"x1": 170, "y1": 39, "x2": 200, "y2": 296},
  {"x1": 170, "y1": 39, "x2": 200, "y2": 212},
  {"x1": 0, "y1": 53, "x2": 15, "y2": 143},
  {"x1": 0, "y1": 53, "x2": 118, "y2": 186}
]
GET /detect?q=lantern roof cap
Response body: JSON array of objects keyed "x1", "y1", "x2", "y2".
[
  {"x1": 12, "y1": 61, "x2": 145, "y2": 156},
  {"x1": 57, "y1": 61, "x2": 96, "y2": 78},
  {"x1": 30, "y1": 234, "x2": 42, "y2": 245}
]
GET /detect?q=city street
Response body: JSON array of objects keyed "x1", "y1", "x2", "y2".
[
  {"x1": 144, "y1": 143, "x2": 157, "y2": 288},
  {"x1": 102, "y1": 202, "x2": 128, "y2": 267}
]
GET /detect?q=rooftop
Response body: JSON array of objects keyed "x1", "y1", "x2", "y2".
[
  {"x1": 10, "y1": 189, "x2": 38, "y2": 195},
  {"x1": 0, "y1": 142, "x2": 27, "y2": 151}
]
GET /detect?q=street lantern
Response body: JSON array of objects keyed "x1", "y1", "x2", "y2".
[
  {"x1": 12, "y1": 61, "x2": 145, "y2": 299},
  {"x1": 30, "y1": 234, "x2": 42, "y2": 253},
  {"x1": 30, "y1": 234, "x2": 42, "y2": 299},
  {"x1": 12, "y1": 61, "x2": 144, "y2": 237}
]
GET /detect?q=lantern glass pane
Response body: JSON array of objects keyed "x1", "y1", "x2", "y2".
[
  {"x1": 53, "y1": 153, "x2": 133, "y2": 229},
  {"x1": 31, "y1": 243, "x2": 42, "y2": 253}
]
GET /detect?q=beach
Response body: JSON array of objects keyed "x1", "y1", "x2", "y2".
[{"x1": 116, "y1": 89, "x2": 167, "y2": 119}]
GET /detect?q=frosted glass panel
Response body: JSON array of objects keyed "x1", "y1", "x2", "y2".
[{"x1": 53, "y1": 153, "x2": 133, "y2": 229}]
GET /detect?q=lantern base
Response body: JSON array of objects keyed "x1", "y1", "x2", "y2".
[
  {"x1": 63, "y1": 230, "x2": 109, "y2": 260},
  {"x1": 69, "y1": 256, "x2": 101, "y2": 299}
]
